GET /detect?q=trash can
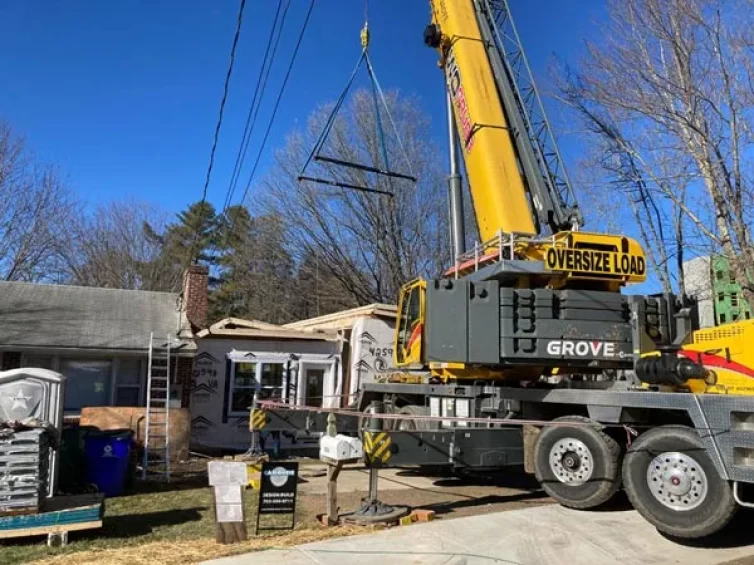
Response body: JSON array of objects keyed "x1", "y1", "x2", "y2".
[
  {"x1": 84, "y1": 429, "x2": 133, "y2": 497},
  {"x1": 59, "y1": 425, "x2": 99, "y2": 494}
]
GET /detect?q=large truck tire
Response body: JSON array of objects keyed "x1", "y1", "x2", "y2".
[
  {"x1": 534, "y1": 416, "x2": 622, "y2": 509},
  {"x1": 622, "y1": 425, "x2": 737, "y2": 538}
]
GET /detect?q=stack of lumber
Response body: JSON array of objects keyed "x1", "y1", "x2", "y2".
[{"x1": 0, "y1": 428, "x2": 50, "y2": 515}]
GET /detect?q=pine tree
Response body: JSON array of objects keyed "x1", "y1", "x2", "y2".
[
  {"x1": 209, "y1": 208, "x2": 295, "y2": 324},
  {"x1": 143, "y1": 201, "x2": 220, "y2": 292}
]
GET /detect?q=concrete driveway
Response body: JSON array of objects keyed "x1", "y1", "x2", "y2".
[{"x1": 203, "y1": 504, "x2": 754, "y2": 565}]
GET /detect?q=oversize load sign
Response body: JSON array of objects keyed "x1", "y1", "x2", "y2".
[
  {"x1": 258, "y1": 462, "x2": 298, "y2": 515},
  {"x1": 545, "y1": 247, "x2": 646, "y2": 277}
]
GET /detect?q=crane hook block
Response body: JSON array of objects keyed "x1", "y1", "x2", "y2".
[{"x1": 361, "y1": 22, "x2": 370, "y2": 50}]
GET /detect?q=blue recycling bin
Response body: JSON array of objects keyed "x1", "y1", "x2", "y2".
[{"x1": 84, "y1": 429, "x2": 133, "y2": 497}]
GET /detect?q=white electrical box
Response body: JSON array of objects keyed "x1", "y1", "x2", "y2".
[{"x1": 319, "y1": 434, "x2": 363, "y2": 461}]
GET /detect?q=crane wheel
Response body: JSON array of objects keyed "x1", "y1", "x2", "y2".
[
  {"x1": 622, "y1": 425, "x2": 736, "y2": 538},
  {"x1": 534, "y1": 416, "x2": 622, "y2": 509}
]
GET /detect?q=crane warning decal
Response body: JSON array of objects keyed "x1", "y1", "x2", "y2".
[
  {"x1": 545, "y1": 247, "x2": 646, "y2": 277},
  {"x1": 445, "y1": 49, "x2": 475, "y2": 151}
]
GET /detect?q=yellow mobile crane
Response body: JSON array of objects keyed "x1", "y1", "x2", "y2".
[
  {"x1": 367, "y1": 0, "x2": 754, "y2": 539},
  {"x1": 261, "y1": 0, "x2": 754, "y2": 539}
]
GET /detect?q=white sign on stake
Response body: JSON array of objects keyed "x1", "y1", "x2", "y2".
[
  {"x1": 216, "y1": 503, "x2": 243, "y2": 523},
  {"x1": 208, "y1": 461, "x2": 248, "y2": 487},
  {"x1": 215, "y1": 485, "x2": 243, "y2": 504}
]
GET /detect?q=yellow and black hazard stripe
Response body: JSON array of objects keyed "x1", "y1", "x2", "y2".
[
  {"x1": 363, "y1": 431, "x2": 391, "y2": 465},
  {"x1": 249, "y1": 408, "x2": 267, "y2": 431}
]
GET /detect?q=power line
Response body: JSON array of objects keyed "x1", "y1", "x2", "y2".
[
  {"x1": 188, "y1": 0, "x2": 247, "y2": 266},
  {"x1": 238, "y1": 0, "x2": 315, "y2": 206},
  {"x1": 222, "y1": 0, "x2": 291, "y2": 214},
  {"x1": 218, "y1": 0, "x2": 315, "y2": 254}
]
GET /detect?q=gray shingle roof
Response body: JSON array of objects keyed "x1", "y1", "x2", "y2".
[{"x1": 0, "y1": 281, "x2": 194, "y2": 352}]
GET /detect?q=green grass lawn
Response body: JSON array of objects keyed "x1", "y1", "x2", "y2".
[{"x1": 1, "y1": 482, "x2": 281, "y2": 565}]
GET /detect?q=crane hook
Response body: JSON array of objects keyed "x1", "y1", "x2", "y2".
[{"x1": 361, "y1": 21, "x2": 370, "y2": 50}]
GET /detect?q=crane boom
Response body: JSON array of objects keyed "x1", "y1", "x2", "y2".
[
  {"x1": 426, "y1": 0, "x2": 537, "y2": 239},
  {"x1": 426, "y1": 0, "x2": 581, "y2": 239}
]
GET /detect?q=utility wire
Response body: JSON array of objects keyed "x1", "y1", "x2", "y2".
[
  {"x1": 217, "y1": 0, "x2": 315, "y2": 255},
  {"x1": 187, "y1": 0, "x2": 247, "y2": 266},
  {"x1": 221, "y1": 0, "x2": 291, "y2": 215}
]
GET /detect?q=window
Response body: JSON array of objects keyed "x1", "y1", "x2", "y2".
[
  {"x1": 116, "y1": 358, "x2": 142, "y2": 406},
  {"x1": 720, "y1": 313, "x2": 727, "y2": 324},
  {"x1": 746, "y1": 311, "x2": 751, "y2": 320},
  {"x1": 228, "y1": 361, "x2": 286, "y2": 414},
  {"x1": 260, "y1": 363, "x2": 284, "y2": 393},
  {"x1": 718, "y1": 292, "x2": 726, "y2": 303},
  {"x1": 230, "y1": 362, "x2": 257, "y2": 413},
  {"x1": 21, "y1": 354, "x2": 54, "y2": 370},
  {"x1": 716, "y1": 270, "x2": 725, "y2": 281},
  {"x1": 732, "y1": 294, "x2": 740, "y2": 308},
  {"x1": 60, "y1": 358, "x2": 112, "y2": 412},
  {"x1": 396, "y1": 286, "x2": 421, "y2": 364}
]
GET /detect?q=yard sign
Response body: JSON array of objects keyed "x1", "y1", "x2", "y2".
[
  {"x1": 255, "y1": 461, "x2": 298, "y2": 535},
  {"x1": 208, "y1": 461, "x2": 248, "y2": 544}
]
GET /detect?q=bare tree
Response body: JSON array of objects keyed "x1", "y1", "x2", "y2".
[
  {"x1": 0, "y1": 120, "x2": 74, "y2": 282},
  {"x1": 263, "y1": 90, "x2": 448, "y2": 305},
  {"x1": 559, "y1": 0, "x2": 754, "y2": 301},
  {"x1": 60, "y1": 200, "x2": 175, "y2": 290}
]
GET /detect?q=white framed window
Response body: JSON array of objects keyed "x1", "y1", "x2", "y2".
[{"x1": 228, "y1": 361, "x2": 286, "y2": 416}]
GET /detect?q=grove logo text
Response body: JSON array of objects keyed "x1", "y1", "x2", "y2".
[{"x1": 546, "y1": 340, "x2": 617, "y2": 358}]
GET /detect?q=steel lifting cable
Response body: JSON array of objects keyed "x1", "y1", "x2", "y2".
[{"x1": 297, "y1": 14, "x2": 416, "y2": 196}]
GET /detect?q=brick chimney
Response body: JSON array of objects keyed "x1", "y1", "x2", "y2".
[{"x1": 182, "y1": 265, "x2": 209, "y2": 329}]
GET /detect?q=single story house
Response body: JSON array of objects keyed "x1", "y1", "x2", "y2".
[
  {"x1": 284, "y1": 304, "x2": 398, "y2": 404},
  {"x1": 189, "y1": 304, "x2": 399, "y2": 453},
  {"x1": 0, "y1": 266, "x2": 208, "y2": 415},
  {"x1": 190, "y1": 317, "x2": 341, "y2": 452}
]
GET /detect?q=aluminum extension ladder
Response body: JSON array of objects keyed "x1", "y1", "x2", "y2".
[{"x1": 142, "y1": 332, "x2": 171, "y2": 482}]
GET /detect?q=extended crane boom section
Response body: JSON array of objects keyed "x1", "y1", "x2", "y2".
[
  {"x1": 426, "y1": 0, "x2": 538, "y2": 239},
  {"x1": 426, "y1": 0, "x2": 646, "y2": 287},
  {"x1": 426, "y1": 0, "x2": 580, "y2": 239},
  {"x1": 479, "y1": 0, "x2": 582, "y2": 231}
]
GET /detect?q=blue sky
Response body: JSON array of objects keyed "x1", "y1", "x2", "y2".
[{"x1": 0, "y1": 0, "x2": 608, "y2": 217}]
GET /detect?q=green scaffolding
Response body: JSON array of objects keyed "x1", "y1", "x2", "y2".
[{"x1": 711, "y1": 256, "x2": 752, "y2": 325}]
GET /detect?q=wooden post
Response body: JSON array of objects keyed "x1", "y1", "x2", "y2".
[
  {"x1": 326, "y1": 460, "x2": 344, "y2": 525},
  {"x1": 212, "y1": 488, "x2": 247, "y2": 544}
]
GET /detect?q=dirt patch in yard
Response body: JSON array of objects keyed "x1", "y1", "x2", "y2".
[
  {"x1": 3, "y1": 463, "x2": 550, "y2": 565},
  {"x1": 24, "y1": 526, "x2": 373, "y2": 565}
]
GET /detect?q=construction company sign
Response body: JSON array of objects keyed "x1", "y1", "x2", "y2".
[{"x1": 545, "y1": 247, "x2": 646, "y2": 277}]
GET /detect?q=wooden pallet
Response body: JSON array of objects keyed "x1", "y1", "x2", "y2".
[{"x1": 0, "y1": 493, "x2": 104, "y2": 546}]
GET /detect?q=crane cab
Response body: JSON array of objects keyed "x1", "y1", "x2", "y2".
[{"x1": 394, "y1": 279, "x2": 425, "y2": 367}]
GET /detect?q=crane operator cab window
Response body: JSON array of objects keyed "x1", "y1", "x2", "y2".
[{"x1": 395, "y1": 280, "x2": 424, "y2": 366}]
